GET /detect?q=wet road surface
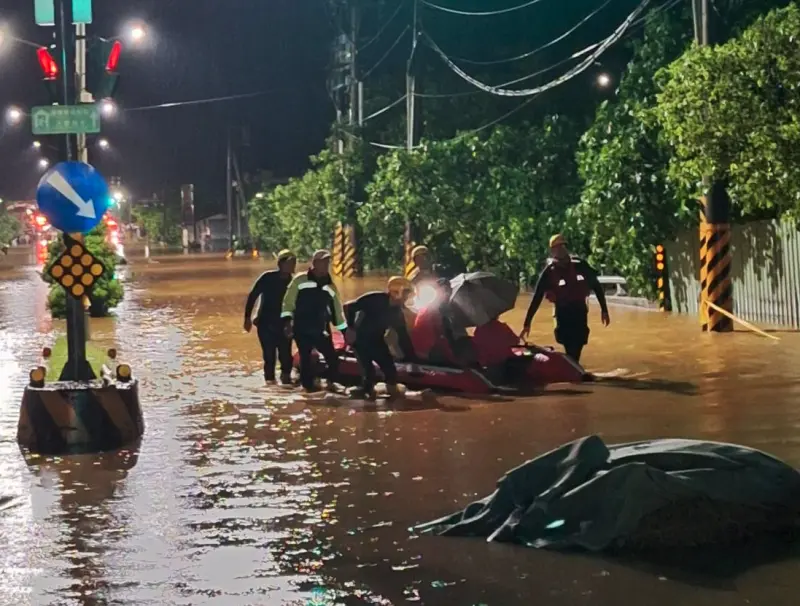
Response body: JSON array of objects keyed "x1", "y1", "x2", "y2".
[{"x1": 2, "y1": 251, "x2": 800, "y2": 605}]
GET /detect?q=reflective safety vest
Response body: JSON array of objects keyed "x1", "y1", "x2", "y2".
[{"x1": 543, "y1": 258, "x2": 591, "y2": 305}]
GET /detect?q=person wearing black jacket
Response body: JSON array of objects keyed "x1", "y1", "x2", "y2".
[
  {"x1": 244, "y1": 249, "x2": 296, "y2": 384},
  {"x1": 345, "y1": 277, "x2": 415, "y2": 400},
  {"x1": 281, "y1": 249, "x2": 350, "y2": 393},
  {"x1": 520, "y1": 234, "x2": 610, "y2": 363}
]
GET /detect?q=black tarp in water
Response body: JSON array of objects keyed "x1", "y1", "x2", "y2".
[{"x1": 416, "y1": 435, "x2": 800, "y2": 551}]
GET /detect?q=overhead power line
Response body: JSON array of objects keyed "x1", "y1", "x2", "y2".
[
  {"x1": 448, "y1": 0, "x2": 614, "y2": 66},
  {"x1": 417, "y1": 0, "x2": 682, "y2": 98},
  {"x1": 421, "y1": 0, "x2": 549, "y2": 17},
  {"x1": 363, "y1": 94, "x2": 407, "y2": 122},
  {"x1": 358, "y1": 1, "x2": 406, "y2": 53},
  {"x1": 362, "y1": 26, "x2": 410, "y2": 79},
  {"x1": 426, "y1": 0, "x2": 651, "y2": 97}
]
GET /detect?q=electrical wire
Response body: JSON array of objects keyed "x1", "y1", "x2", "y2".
[
  {"x1": 358, "y1": 1, "x2": 406, "y2": 53},
  {"x1": 362, "y1": 94, "x2": 408, "y2": 122},
  {"x1": 362, "y1": 26, "x2": 410, "y2": 80},
  {"x1": 124, "y1": 90, "x2": 285, "y2": 112},
  {"x1": 421, "y1": 0, "x2": 676, "y2": 99},
  {"x1": 418, "y1": 0, "x2": 681, "y2": 98},
  {"x1": 427, "y1": 0, "x2": 650, "y2": 97},
  {"x1": 421, "y1": 0, "x2": 549, "y2": 17},
  {"x1": 447, "y1": 0, "x2": 614, "y2": 66}
]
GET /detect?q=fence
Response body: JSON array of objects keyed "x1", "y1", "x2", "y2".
[{"x1": 668, "y1": 220, "x2": 800, "y2": 329}]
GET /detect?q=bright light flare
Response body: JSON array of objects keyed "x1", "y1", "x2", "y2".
[
  {"x1": 38, "y1": 158, "x2": 49, "y2": 169},
  {"x1": 129, "y1": 25, "x2": 146, "y2": 42},
  {"x1": 597, "y1": 73, "x2": 612, "y2": 88},
  {"x1": 6, "y1": 106, "x2": 22, "y2": 124},
  {"x1": 32, "y1": 141, "x2": 41, "y2": 149},
  {"x1": 100, "y1": 100, "x2": 116, "y2": 116},
  {"x1": 411, "y1": 284, "x2": 439, "y2": 311}
]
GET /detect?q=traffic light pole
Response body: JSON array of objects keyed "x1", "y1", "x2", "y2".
[
  {"x1": 76, "y1": 21, "x2": 89, "y2": 164},
  {"x1": 54, "y1": 0, "x2": 92, "y2": 382}
]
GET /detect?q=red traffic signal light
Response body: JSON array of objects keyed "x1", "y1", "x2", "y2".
[
  {"x1": 106, "y1": 40, "x2": 122, "y2": 73},
  {"x1": 36, "y1": 47, "x2": 59, "y2": 80}
]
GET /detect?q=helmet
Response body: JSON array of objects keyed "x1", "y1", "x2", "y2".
[
  {"x1": 387, "y1": 276, "x2": 412, "y2": 295},
  {"x1": 549, "y1": 234, "x2": 567, "y2": 248},
  {"x1": 410, "y1": 245, "x2": 429, "y2": 259}
]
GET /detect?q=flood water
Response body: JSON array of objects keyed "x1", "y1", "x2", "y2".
[{"x1": 2, "y1": 249, "x2": 800, "y2": 605}]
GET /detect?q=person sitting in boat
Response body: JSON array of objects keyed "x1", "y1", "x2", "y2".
[
  {"x1": 344, "y1": 277, "x2": 416, "y2": 400},
  {"x1": 472, "y1": 314, "x2": 530, "y2": 383},
  {"x1": 411, "y1": 279, "x2": 465, "y2": 366}
]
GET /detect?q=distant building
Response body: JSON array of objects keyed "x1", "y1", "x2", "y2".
[{"x1": 195, "y1": 213, "x2": 229, "y2": 252}]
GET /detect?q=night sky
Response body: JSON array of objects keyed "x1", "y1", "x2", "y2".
[
  {"x1": 0, "y1": 0, "x2": 334, "y2": 214},
  {"x1": 0, "y1": 0, "x2": 646, "y2": 216}
]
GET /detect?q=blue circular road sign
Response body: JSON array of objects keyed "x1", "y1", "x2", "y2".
[{"x1": 36, "y1": 161, "x2": 110, "y2": 234}]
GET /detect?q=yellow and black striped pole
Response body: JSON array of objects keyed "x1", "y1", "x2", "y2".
[
  {"x1": 332, "y1": 221, "x2": 345, "y2": 277},
  {"x1": 654, "y1": 244, "x2": 671, "y2": 312},
  {"x1": 342, "y1": 224, "x2": 359, "y2": 278},
  {"x1": 403, "y1": 220, "x2": 417, "y2": 279},
  {"x1": 699, "y1": 183, "x2": 733, "y2": 332}
]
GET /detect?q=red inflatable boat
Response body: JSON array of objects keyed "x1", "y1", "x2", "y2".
[{"x1": 292, "y1": 332, "x2": 586, "y2": 394}]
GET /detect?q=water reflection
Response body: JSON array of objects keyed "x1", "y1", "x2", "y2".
[{"x1": 2, "y1": 252, "x2": 800, "y2": 604}]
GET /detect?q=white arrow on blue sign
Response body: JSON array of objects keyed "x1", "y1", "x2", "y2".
[{"x1": 36, "y1": 161, "x2": 110, "y2": 234}]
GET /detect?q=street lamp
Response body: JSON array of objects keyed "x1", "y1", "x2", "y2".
[
  {"x1": 32, "y1": 141, "x2": 42, "y2": 149},
  {"x1": 597, "y1": 73, "x2": 612, "y2": 88},
  {"x1": 100, "y1": 100, "x2": 116, "y2": 117},
  {"x1": 128, "y1": 24, "x2": 147, "y2": 43},
  {"x1": 6, "y1": 106, "x2": 23, "y2": 124},
  {"x1": 98, "y1": 138, "x2": 110, "y2": 150},
  {"x1": 38, "y1": 158, "x2": 49, "y2": 170}
]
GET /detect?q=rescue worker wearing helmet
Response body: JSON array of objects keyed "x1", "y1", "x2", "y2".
[
  {"x1": 407, "y1": 245, "x2": 438, "y2": 286},
  {"x1": 520, "y1": 234, "x2": 610, "y2": 364},
  {"x1": 343, "y1": 277, "x2": 417, "y2": 400}
]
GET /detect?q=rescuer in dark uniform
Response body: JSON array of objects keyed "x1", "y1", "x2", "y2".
[
  {"x1": 281, "y1": 249, "x2": 350, "y2": 393},
  {"x1": 520, "y1": 234, "x2": 610, "y2": 364},
  {"x1": 344, "y1": 277, "x2": 416, "y2": 400},
  {"x1": 244, "y1": 249, "x2": 297, "y2": 384}
]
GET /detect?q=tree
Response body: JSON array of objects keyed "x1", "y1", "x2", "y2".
[
  {"x1": 44, "y1": 222, "x2": 124, "y2": 318},
  {"x1": 131, "y1": 200, "x2": 181, "y2": 246},
  {"x1": 366, "y1": 116, "x2": 582, "y2": 280},
  {"x1": 248, "y1": 138, "x2": 367, "y2": 259},
  {"x1": 0, "y1": 203, "x2": 21, "y2": 246},
  {"x1": 653, "y1": 3, "x2": 800, "y2": 219},
  {"x1": 568, "y1": 7, "x2": 694, "y2": 296}
]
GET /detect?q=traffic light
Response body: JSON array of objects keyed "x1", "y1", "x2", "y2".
[
  {"x1": 36, "y1": 47, "x2": 59, "y2": 103},
  {"x1": 86, "y1": 38, "x2": 122, "y2": 100},
  {"x1": 36, "y1": 47, "x2": 59, "y2": 80}
]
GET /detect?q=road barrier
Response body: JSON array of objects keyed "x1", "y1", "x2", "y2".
[{"x1": 18, "y1": 377, "x2": 144, "y2": 454}]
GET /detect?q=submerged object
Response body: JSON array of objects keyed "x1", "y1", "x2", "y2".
[{"x1": 416, "y1": 435, "x2": 800, "y2": 551}]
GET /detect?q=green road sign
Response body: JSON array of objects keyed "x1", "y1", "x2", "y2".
[
  {"x1": 34, "y1": 0, "x2": 92, "y2": 25},
  {"x1": 31, "y1": 105, "x2": 101, "y2": 135}
]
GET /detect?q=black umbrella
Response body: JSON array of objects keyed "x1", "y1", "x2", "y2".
[{"x1": 449, "y1": 272, "x2": 519, "y2": 328}]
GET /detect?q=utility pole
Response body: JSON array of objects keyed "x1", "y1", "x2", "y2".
[
  {"x1": 349, "y1": 2, "x2": 359, "y2": 144},
  {"x1": 693, "y1": 0, "x2": 733, "y2": 332},
  {"x1": 54, "y1": 0, "x2": 91, "y2": 380},
  {"x1": 406, "y1": 0, "x2": 418, "y2": 151},
  {"x1": 232, "y1": 151, "x2": 246, "y2": 240},
  {"x1": 226, "y1": 129, "x2": 233, "y2": 250}
]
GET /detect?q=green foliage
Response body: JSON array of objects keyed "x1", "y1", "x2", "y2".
[
  {"x1": 45, "y1": 335, "x2": 108, "y2": 382},
  {"x1": 568, "y1": 8, "x2": 694, "y2": 296},
  {"x1": 249, "y1": 137, "x2": 368, "y2": 259},
  {"x1": 653, "y1": 3, "x2": 800, "y2": 219},
  {"x1": 132, "y1": 205, "x2": 181, "y2": 246},
  {"x1": 0, "y1": 204, "x2": 21, "y2": 245},
  {"x1": 366, "y1": 117, "x2": 582, "y2": 280},
  {"x1": 43, "y1": 222, "x2": 124, "y2": 318}
]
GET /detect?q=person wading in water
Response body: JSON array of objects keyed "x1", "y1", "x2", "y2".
[{"x1": 520, "y1": 234, "x2": 610, "y2": 364}]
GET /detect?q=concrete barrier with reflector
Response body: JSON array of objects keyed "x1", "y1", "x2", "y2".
[{"x1": 17, "y1": 377, "x2": 144, "y2": 455}]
